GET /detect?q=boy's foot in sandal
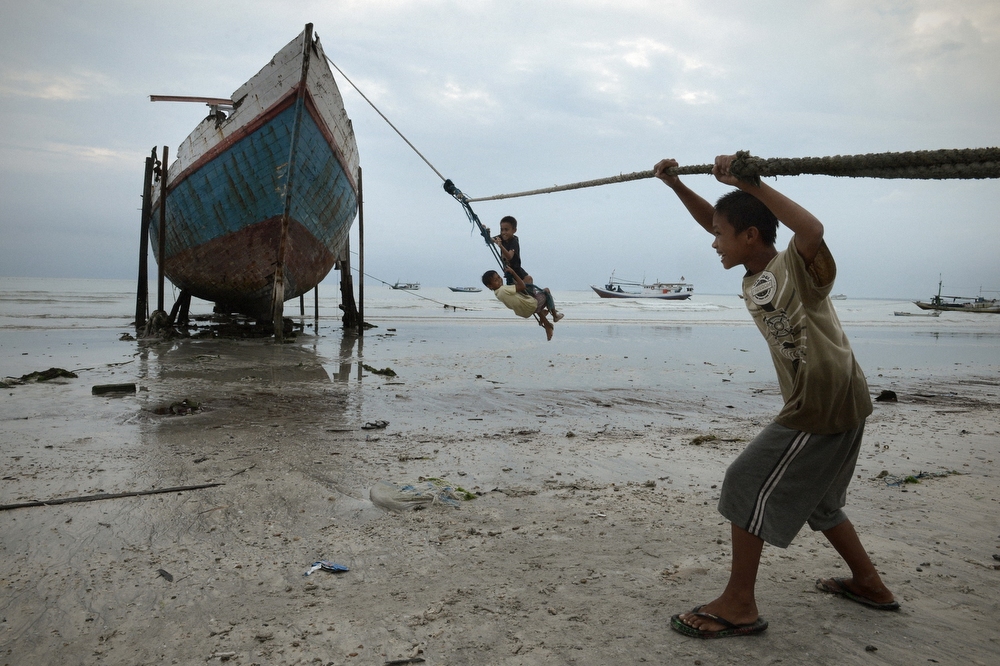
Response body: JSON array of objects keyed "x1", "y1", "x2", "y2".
[
  {"x1": 670, "y1": 606, "x2": 768, "y2": 639},
  {"x1": 816, "y1": 577, "x2": 899, "y2": 610}
]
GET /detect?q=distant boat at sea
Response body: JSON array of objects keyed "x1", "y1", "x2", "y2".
[
  {"x1": 391, "y1": 281, "x2": 420, "y2": 290},
  {"x1": 448, "y1": 286, "x2": 482, "y2": 293},
  {"x1": 148, "y1": 24, "x2": 359, "y2": 321},
  {"x1": 894, "y1": 310, "x2": 941, "y2": 317},
  {"x1": 591, "y1": 272, "x2": 693, "y2": 300},
  {"x1": 830, "y1": 294, "x2": 847, "y2": 300},
  {"x1": 914, "y1": 279, "x2": 1000, "y2": 314}
]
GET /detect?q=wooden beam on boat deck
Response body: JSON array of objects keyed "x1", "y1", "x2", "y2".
[{"x1": 149, "y1": 95, "x2": 234, "y2": 106}]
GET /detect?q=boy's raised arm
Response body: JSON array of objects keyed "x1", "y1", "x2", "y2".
[
  {"x1": 654, "y1": 158, "x2": 716, "y2": 234},
  {"x1": 494, "y1": 239, "x2": 514, "y2": 262},
  {"x1": 712, "y1": 154, "x2": 825, "y2": 264}
]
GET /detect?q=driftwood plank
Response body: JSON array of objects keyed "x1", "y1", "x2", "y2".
[
  {"x1": 92, "y1": 383, "x2": 137, "y2": 395},
  {"x1": 0, "y1": 483, "x2": 224, "y2": 511}
]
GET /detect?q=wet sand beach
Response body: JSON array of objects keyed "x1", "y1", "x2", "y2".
[{"x1": 1, "y1": 282, "x2": 999, "y2": 665}]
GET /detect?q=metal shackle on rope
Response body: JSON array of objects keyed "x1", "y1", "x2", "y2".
[{"x1": 443, "y1": 179, "x2": 506, "y2": 271}]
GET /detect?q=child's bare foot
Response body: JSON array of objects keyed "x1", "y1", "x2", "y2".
[
  {"x1": 552, "y1": 312, "x2": 564, "y2": 323},
  {"x1": 543, "y1": 321, "x2": 554, "y2": 340}
]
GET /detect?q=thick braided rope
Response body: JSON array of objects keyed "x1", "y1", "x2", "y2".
[{"x1": 466, "y1": 148, "x2": 1000, "y2": 202}]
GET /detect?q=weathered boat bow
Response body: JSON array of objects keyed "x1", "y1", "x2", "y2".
[{"x1": 148, "y1": 24, "x2": 360, "y2": 336}]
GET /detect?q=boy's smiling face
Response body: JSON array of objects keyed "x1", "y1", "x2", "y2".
[
  {"x1": 485, "y1": 273, "x2": 504, "y2": 290},
  {"x1": 498, "y1": 221, "x2": 515, "y2": 241},
  {"x1": 712, "y1": 213, "x2": 750, "y2": 270}
]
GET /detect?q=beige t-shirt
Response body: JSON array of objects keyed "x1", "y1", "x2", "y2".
[
  {"x1": 742, "y1": 238, "x2": 872, "y2": 434},
  {"x1": 495, "y1": 285, "x2": 537, "y2": 318}
]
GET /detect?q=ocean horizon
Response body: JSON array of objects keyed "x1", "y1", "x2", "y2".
[{"x1": 1, "y1": 276, "x2": 997, "y2": 396}]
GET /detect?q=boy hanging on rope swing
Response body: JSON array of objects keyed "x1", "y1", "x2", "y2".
[
  {"x1": 482, "y1": 264, "x2": 563, "y2": 340},
  {"x1": 655, "y1": 154, "x2": 896, "y2": 639},
  {"x1": 489, "y1": 215, "x2": 533, "y2": 286}
]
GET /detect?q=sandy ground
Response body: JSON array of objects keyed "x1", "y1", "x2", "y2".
[{"x1": 1, "y1": 329, "x2": 999, "y2": 666}]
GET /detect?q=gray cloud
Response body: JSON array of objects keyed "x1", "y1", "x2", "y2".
[{"x1": 1, "y1": 0, "x2": 997, "y2": 299}]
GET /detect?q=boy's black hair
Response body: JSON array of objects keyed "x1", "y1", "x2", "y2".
[
  {"x1": 481, "y1": 270, "x2": 500, "y2": 287},
  {"x1": 714, "y1": 191, "x2": 778, "y2": 246},
  {"x1": 499, "y1": 215, "x2": 518, "y2": 230}
]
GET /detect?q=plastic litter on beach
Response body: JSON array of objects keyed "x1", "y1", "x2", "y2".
[
  {"x1": 1, "y1": 368, "x2": 78, "y2": 387},
  {"x1": 362, "y1": 364, "x2": 397, "y2": 377},
  {"x1": 883, "y1": 470, "x2": 962, "y2": 486},
  {"x1": 362, "y1": 420, "x2": 389, "y2": 430},
  {"x1": 153, "y1": 399, "x2": 202, "y2": 416},
  {"x1": 369, "y1": 478, "x2": 477, "y2": 512},
  {"x1": 304, "y1": 560, "x2": 350, "y2": 576}
]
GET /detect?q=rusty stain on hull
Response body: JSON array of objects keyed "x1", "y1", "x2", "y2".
[{"x1": 164, "y1": 216, "x2": 336, "y2": 318}]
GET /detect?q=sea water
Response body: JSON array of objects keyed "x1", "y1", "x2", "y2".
[{"x1": 1, "y1": 276, "x2": 998, "y2": 388}]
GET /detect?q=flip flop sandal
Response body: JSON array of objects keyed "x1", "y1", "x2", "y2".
[
  {"x1": 815, "y1": 577, "x2": 900, "y2": 611},
  {"x1": 670, "y1": 607, "x2": 768, "y2": 639}
]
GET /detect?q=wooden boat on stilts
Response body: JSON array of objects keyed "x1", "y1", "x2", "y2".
[{"x1": 149, "y1": 24, "x2": 359, "y2": 332}]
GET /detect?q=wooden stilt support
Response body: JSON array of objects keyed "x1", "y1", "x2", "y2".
[
  {"x1": 167, "y1": 290, "x2": 191, "y2": 327},
  {"x1": 135, "y1": 150, "x2": 155, "y2": 330},
  {"x1": 314, "y1": 284, "x2": 319, "y2": 331},
  {"x1": 157, "y1": 146, "x2": 168, "y2": 312},
  {"x1": 339, "y1": 252, "x2": 359, "y2": 328},
  {"x1": 357, "y1": 166, "x2": 365, "y2": 336},
  {"x1": 177, "y1": 291, "x2": 192, "y2": 327}
]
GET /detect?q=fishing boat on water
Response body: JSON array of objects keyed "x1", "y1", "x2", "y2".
[
  {"x1": 391, "y1": 282, "x2": 420, "y2": 290},
  {"x1": 914, "y1": 279, "x2": 1000, "y2": 314},
  {"x1": 591, "y1": 273, "x2": 694, "y2": 300},
  {"x1": 148, "y1": 24, "x2": 359, "y2": 323},
  {"x1": 448, "y1": 286, "x2": 482, "y2": 293}
]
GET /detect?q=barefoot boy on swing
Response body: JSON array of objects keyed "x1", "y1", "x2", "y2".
[
  {"x1": 482, "y1": 265, "x2": 563, "y2": 340},
  {"x1": 654, "y1": 154, "x2": 897, "y2": 639}
]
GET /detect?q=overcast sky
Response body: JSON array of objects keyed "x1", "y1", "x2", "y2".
[{"x1": 1, "y1": 0, "x2": 998, "y2": 299}]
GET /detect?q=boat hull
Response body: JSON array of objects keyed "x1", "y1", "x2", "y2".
[
  {"x1": 894, "y1": 311, "x2": 940, "y2": 317},
  {"x1": 590, "y1": 285, "x2": 692, "y2": 300},
  {"x1": 150, "y1": 27, "x2": 358, "y2": 319}
]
